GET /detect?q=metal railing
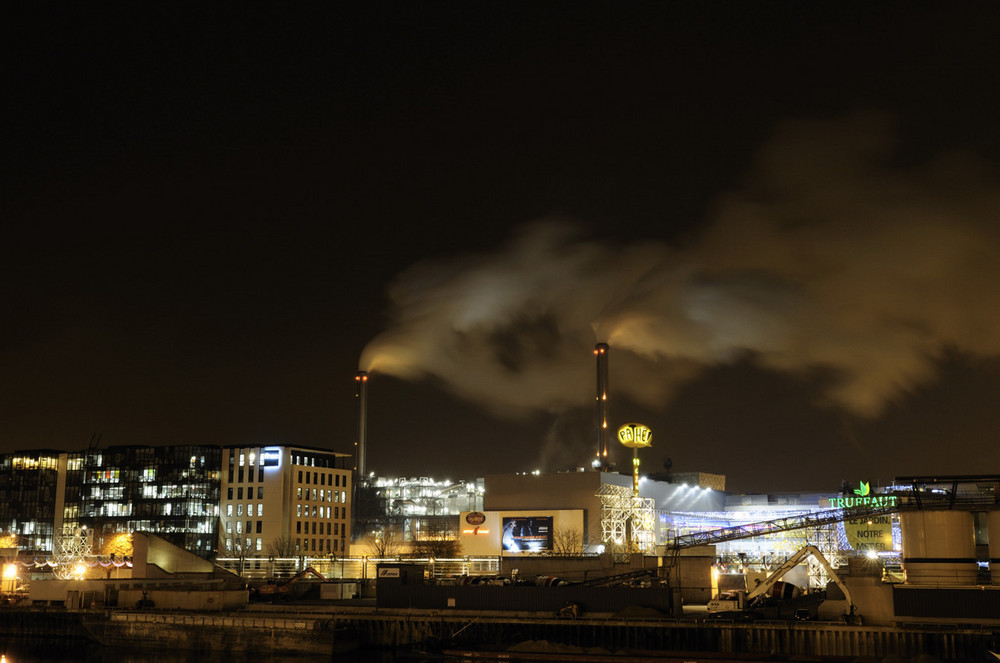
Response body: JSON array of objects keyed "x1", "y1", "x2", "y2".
[{"x1": 214, "y1": 555, "x2": 502, "y2": 581}]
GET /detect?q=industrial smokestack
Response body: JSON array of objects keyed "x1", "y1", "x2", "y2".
[
  {"x1": 594, "y1": 343, "x2": 610, "y2": 471},
  {"x1": 354, "y1": 371, "x2": 368, "y2": 479}
]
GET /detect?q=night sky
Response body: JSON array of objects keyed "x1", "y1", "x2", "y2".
[{"x1": 5, "y1": 5, "x2": 1000, "y2": 492}]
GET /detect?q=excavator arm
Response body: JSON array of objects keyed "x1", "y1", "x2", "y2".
[{"x1": 747, "y1": 545, "x2": 856, "y2": 615}]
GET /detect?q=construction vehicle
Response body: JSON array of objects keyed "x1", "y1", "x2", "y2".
[
  {"x1": 708, "y1": 545, "x2": 859, "y2": 623},
  {"x1": 257, "y1": 566, "x2": 326, "y2": 597}
]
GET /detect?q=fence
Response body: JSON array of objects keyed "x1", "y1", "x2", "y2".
[{"x1": 214, "y1": 555, "x2": 502, "y2": 581}]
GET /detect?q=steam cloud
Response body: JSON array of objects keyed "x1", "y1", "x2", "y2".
[{"x1": 361, "y1": 113, "x2": 1000, "y2": 418}]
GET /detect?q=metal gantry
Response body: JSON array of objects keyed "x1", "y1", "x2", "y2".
[{"x1": 669, "y1": 491, "x2": 993, "y2": 551}]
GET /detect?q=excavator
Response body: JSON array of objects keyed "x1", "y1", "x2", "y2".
[
  {"x1": 708, "y1": 545, "x2": 859, "y2": 624},
  {"x1": 257, "y1": 567, "x2": 326, "y2": 598}
]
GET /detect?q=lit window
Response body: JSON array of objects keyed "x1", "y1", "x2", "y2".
[
  {"x1": 226, "y1": 505, "x2": 233, "y2": 517},
  {"x1": 257, "y1": 504, "x2": 263, "y2": 517},
  {"x1": 237, "y1": 504, "x2": 243, "y2": 517},
  {"x1": 239, "y1": 453, "x2": 245, "y2": 467}
]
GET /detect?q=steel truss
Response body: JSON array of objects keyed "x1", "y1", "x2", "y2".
[
  {"x1": 598, "y1": 484, "x2": 656, "y2": 553},
  {"x1": 667, "y1": 492, "x2": 980, "y2": 550}
]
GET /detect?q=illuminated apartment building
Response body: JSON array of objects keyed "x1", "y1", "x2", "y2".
[
  {"x1": 60, "y1": 445, "x2": 222, "y2": 557},
  {"x1": 219, "y1": 446, "x2": 352, "y2": 557},
  {"x1": 0, "y1": 450, "x2": 63, "y2": 553}
]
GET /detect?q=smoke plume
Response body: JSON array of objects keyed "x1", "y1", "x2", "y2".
[{"x1": 361, "y1": 113, "x2": 1000, "y2": 418}]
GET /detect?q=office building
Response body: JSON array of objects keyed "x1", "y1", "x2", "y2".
[{"x1": 220, "y1": 445, "x2": 352, "y2": 556}]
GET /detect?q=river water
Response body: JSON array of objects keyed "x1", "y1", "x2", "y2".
[{"x1": 0, "y1": 643, "x2": 424, "y2": 663}]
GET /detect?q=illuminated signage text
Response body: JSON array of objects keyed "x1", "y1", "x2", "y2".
[
  {"x1": 261, "y1": 448, "x2": 281, "y2": 467},
  {"x1": 617, "y1": 423, "x2": 652, "y2": 448}
]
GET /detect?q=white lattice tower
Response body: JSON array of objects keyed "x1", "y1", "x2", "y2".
[
  {"x1": 53, "y1": 526, "x2": 93, "y2": 580},
  {"x1": 598, "y1": 484, "x2": 656, "y2": 553},
  {"x1": 807, "y1": 523, "x2": 844, "y2": 590},
  {"x1": 631, "y1": 495, "x2": 656, "y2": 553},
  {"x1": 598, "y1": 484, "x2": 630, "y2": 549}
]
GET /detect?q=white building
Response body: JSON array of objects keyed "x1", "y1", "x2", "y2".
[{"x1": 219, "y1": 445, "x2": 352, "y2": 556}]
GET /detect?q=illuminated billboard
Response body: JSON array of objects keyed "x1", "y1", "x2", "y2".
[{"x1": 501, "y1": 516, "x2": 552, "y2": 553}]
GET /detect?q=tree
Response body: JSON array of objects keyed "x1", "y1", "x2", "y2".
[
  {"x1": 264, "y1": 537, "x2": 297, "y2": 557},
  {"x1": 100, "y1": 532, "x2": 133, "y2": 558},
  {"x1": 411, "y1": 537, "x2": 463, "y2": 558},
  {"x1": 551, "y1": 527, "x2": 585, "y2": 555},
  {"x1": 410, "y1": 517, "x2": 462, "y2": 558},
  {"x1": 365, "y1": 528, "x2": 402, "y2": 558}
]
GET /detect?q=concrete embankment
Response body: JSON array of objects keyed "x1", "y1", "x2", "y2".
[
  {"x1": 2, "y1": 606, "x2": 999, "y2": 661},
  {"x1": 83, "y1": 610, "x2": 350, "y2": 655},
  {"x1": 330, "y1": 609, "x2": 999, "y2": 661}
]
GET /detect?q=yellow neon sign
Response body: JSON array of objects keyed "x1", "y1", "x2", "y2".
[{"x1": 617, "y1": 423, "x2": 652, "y2": 448}]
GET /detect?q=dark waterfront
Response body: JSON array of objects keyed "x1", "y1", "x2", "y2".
[{"x1": 0, "y1": 642, "x2": 411, "y2": 663}]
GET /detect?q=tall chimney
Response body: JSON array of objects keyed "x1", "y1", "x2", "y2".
[
  {"x1": 354, "y1": 371, "x2": 368, "y2": 479},
  {"x1": 594, "y1": 343, "x2": 610, "y2": 471}
]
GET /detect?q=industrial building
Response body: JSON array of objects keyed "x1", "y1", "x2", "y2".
[{"x1": 352, "y1": 475, "x2": 484, "y2": 552}]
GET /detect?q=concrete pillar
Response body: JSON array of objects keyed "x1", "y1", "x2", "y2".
[{"x1": 900, "y1": 510, "x2": 977, "y2": 585}]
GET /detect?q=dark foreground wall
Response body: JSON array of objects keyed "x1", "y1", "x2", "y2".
[
  {"x1": 337, "y1": 612, "x2": 1000, "y2": 662},
  {"x1": 894, "y1": 586, "x2": 1000, "y2": 620},
  {"x1": 376, "y1": 584, "x2": 679, "y2": 614},
  {"x1": 3, "y1": 607, "x2": 1000, "y2": 661}
]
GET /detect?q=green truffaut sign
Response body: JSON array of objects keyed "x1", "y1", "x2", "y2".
[{"x1": 829, "y1": 480, "x2": 898, "y2": 509}]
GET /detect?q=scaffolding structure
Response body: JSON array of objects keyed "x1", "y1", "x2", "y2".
[
  {"x1": 52, "y1": 526, "x2": 93, "y2": 580},
  {"x1": 598, "y1": 484, "x2": 656, "y2": 554}
]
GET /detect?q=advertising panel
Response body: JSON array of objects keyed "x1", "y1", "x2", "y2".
[
  {"x1": 843, "y1": 515, "x2": 894, "y2": 552},
  {"x1": 501, "y1": 516, "x2": 552, "y2": 553}
]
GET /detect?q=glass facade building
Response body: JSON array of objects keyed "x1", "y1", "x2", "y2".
[
  {"x1": 62, "y1": 445, "x2": 222, "y2": 557},
  {"x1": 0, "y1": 450, "x2": 63, "y2": 553}
]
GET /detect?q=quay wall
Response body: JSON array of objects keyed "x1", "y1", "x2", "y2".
[
  {"x1": 1, "y1": 608, "x2": 999, "y2": 661},
  {"x1": 84, "y1": 611, "x2": 340, "y2": 655},
  {"x1": 333, "y1": 611, "x2": 1000, "y2": 661}
]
